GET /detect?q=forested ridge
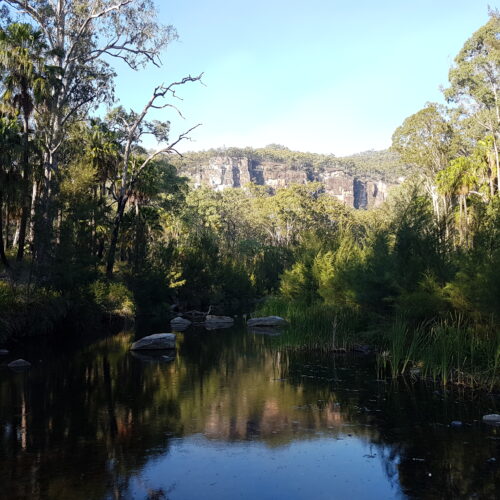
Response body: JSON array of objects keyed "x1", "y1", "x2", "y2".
[
  {"x1": 172, "y1": 146, "x2": 408, "y2": 183},
  {"x1": 0, "y1": 3, "x2": 499, "y2": 387}
]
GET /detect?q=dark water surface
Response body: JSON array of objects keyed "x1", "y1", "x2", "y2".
[{"x1": 1, "y1": 325, "x2": 499, "y2": 499}]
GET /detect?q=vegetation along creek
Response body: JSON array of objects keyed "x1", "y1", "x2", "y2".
[{"x1": 1, "y1": 1, "x2": 500, "y2": 499}]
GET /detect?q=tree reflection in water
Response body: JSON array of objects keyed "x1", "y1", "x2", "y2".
[{"x1": 0, "y1": 327, "x2": 498, "y2": 499}]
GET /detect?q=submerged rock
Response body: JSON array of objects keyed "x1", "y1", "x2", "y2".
[
  {"x1": 131, "y1": 333, "x2": 176, "y2": 350},
  {"x1": 170, "y1": 317, "x2": 191, "y2": 330},
  {"x1": 8, "y1": 359, "x2": 31, "y2": 370},
  {"x1": 0, "y1": 349, "x2": 9, "y2": 355},
  {"x1": 247, "y1": 316, "x2": 288, "y2": 327},
  {"x1": 482, "y1": 414, "x2": 500, "y2": 425},
  {"x1": 204, "y1": 315, "x2": 234, "y2": 328}
]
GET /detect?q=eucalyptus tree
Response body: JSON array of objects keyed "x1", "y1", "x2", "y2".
[
  {"x1": 3, "y1": 0, "x2": 177, "y2": 268},
  {"x1": 444, "y1": 10, "x2": 500, "y2": 195},
  {"x1": 391, "y1": 103, "x2": 455, "y2": 220},
  {"x1": 0, "y1": 22, "x2": 45, "y2": 261},
  {"x1": 105, "y1": 75, "x2": 202, "y2": 276}
]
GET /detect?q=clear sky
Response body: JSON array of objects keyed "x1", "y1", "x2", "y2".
[{"x1": 113, "y1": 0, "x2": 496, "y2": 156}]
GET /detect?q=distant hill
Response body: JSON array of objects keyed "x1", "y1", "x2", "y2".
[
  {"x1": 170, "y1": 146, "x2": 407, "y2": 209},
  {"x1": 172, "y1": 146, "x2": 409, "y2": 183}
]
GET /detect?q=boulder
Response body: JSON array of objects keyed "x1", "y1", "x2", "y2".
[
  {"x1": 0, "y1": 349, "x2": 9, "y2": 355},
  {"x1": 482, "y1": 414, "x2": 500, "y2": 425},
  {"x1": 8, "y1": 359, "x2": 31, "y2": 370},
  {"x1": 204, "y1": 315, "x2": 234, "y2": 328},
  {"x1": 170, "y1": 317, "x2": 191, "y2": 330},
  {"x1": 247, "y1": 316, "x2": 288, "y2": 327},
  {"x1": 131, "y1": 333, "x2": 176, "y2": 350}
]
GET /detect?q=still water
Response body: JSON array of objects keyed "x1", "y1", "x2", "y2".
[{"x1": 0, "y1": 325, "x2": 499, "y2": 499}]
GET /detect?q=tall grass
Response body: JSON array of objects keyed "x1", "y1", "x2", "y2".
[
  {"x1": 256, "y1": 297, "x2": 499, "y2": 389},
  {"x1": 255, "y1": 297, "x2": 360, "y2": 350},
  {"x1": 381, "y1": 314, "x2": 500, "y2": 389}
]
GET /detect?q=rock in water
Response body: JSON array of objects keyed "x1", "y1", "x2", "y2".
[
  {"x1": 170, "y1": 317, "x2": 191, "y2": 330},
  {"x1": 8, "y1": 359, "x2": 31, "y2": 370},
  {"x1": 204, "y1": 315, "x2": 234, "y2": 328},
  {"x1": 482, "y1": 414, "x2": 500, "y2": 425},
  {"x1": 247, "y1": 316, "x2": 288, "y2": 327},
  {"x1": 0, "y1": 349, "x2": 9, "y2": 355},
  {"x1": 131, "y1": 333, "x2": 176, "y2": 350}
]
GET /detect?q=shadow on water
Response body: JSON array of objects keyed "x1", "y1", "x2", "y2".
[{"x1": 0, "y1": 324, "x2": 499, "y2": 499}]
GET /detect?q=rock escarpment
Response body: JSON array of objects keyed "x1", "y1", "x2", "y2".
[{"x1": 181, "y1": 155, "x2": 392, "y2": 209}]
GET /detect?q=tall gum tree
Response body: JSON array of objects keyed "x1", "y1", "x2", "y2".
[
  {"x1": 3, "y1": 0, "x2": 176, "y2": 272},
  {"x1": 444, "y1": 10, "x2": 500, "y2": 196},
  {"x1": 391, "y1": 103, "x2": 455, "y2": 221},
  {"x1": 105, "y1": 75, "x2": 203, "y2": 276}
]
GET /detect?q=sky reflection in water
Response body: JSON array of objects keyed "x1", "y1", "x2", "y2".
[{"x1": 0, "y1": 326, "x2": 499, "y2": 499}]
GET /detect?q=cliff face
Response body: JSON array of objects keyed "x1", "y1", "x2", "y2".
[{"x1": 183, "y1": 156, "x2": 391, "y2": 209}]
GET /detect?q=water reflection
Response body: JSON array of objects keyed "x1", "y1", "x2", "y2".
[{"x1": 0, "y1": 327, "x2": 499, "y2": 499}]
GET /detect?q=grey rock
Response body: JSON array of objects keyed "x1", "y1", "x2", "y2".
[
  {"x1": 8, "y1": 359, "x2": 31, "y2": 370},
  {"x1": 247, "y1": 316, "x2": 288, "y2": 327},
  {"x1": 482, "y1": 414, "x2": 500, "y2": 425},
  {"x1": 170, "y1": 317, "x2": 191, "y2": 330},
  {"x1": 131, "y1": 333, "x2": 176, "y2": 350},
  {"x1": 0, "y1": 349, "x2": 9, "y2": 355}
]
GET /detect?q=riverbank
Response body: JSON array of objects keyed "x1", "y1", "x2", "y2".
[
  {"x1": 0, "y1": 276, "x2": 135, "y2": 344},
  {"x1": 258, "y1": 297, "x2": 500, "y2": 390}
]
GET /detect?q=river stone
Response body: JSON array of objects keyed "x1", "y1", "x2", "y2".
[
  {"x1": 8, "y1": 359, "x2": 31, "y2": 370},
  {"x1": 170, "y1": 317, "x2": 191, "y2": 329},
  {"x1": 131, "y1": 333, "x2": 176, "y2": 350},
  {"x1": 482, "y1": 414, "x2": 500, "y2": 425},
  {"x1": 247, "y1": 316, "x2": 288, "y2": 327},
  {"x1": 0, "y1": 349, "x2": 9, "y2": 355}
]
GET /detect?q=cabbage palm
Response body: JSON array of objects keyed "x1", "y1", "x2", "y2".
[{"x1": 0, "y1": 22, "x2": 46, "y2": 261}]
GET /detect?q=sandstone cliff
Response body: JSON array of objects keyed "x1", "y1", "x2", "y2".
[{"x1": 180, "y1": 155, "x2": 393, "y2": 209}]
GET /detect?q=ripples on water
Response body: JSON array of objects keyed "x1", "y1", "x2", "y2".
[{"x1": 0, "y1": 326, "x2": 499, "y2": 499}]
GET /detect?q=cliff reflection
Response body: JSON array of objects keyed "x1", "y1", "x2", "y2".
[{"x1": 0, "y1": 328, "x2": 498, "y2": 499}]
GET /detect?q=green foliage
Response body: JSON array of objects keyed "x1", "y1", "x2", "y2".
[{"x1": 88, "y1": 280, "x2": 135, "y2": 317}]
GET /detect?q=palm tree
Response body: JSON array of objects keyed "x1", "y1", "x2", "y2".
[
  {"x1": 0, "y1": 22, "x2": 46, "y2": 262},
  {"x1": 0, "y1": 117, "x2": 22, "y2": 269}
]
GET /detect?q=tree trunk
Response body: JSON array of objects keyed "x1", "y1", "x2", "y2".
[
  {"x1": 16, "y1": 115, "x2": 32, "y2": 262},
  {"x1": 106, "y1": 196, "x2": 127, "y2": 277},
  {"x1": 0, "y1": 191, "x2": 10, "y2": 269},
  {"x1": 34, "y1": 155, "x2": 56, "y2": 275}
]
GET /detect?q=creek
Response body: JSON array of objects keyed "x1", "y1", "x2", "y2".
[{"x1": 0, "y1": 324, "x2": 499, "y2": 499}]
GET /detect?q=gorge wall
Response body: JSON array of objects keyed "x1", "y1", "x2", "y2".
[{"x1": 181, "y1": 155, "x2": 392, "y2": 209}]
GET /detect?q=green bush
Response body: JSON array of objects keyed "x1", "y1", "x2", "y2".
[{"x1": 89, "y1": 280, "x2": 135, "y2": 316}]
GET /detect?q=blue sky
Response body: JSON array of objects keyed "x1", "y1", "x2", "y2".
[{"x1": 113, "y1": 0, "x2": 495, "y2": 156}]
